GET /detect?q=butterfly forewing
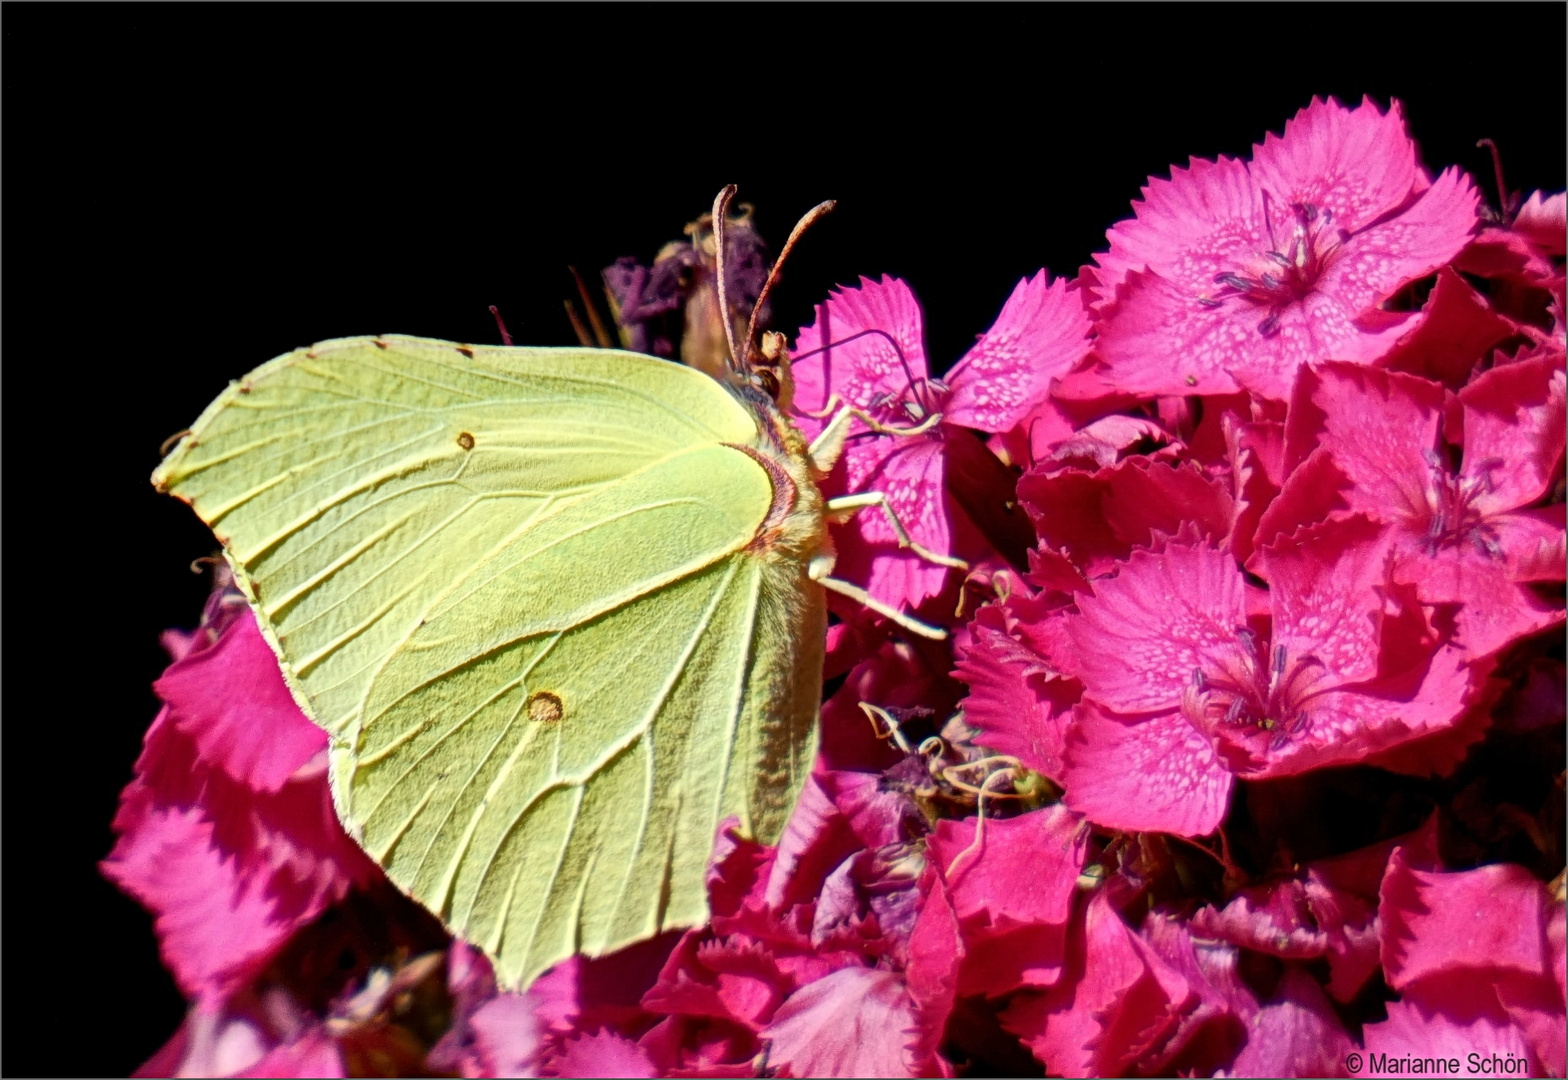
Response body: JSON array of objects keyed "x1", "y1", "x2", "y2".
[{"x1": 154, "y1": 338, "x2": 760, "y2": 736}]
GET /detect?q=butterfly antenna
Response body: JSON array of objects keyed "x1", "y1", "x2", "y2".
[
  {"x1": 743, "y1": 199, "x2": 836, "y2": 363},
  {"x1": 711, "y1": 185, "x2": 742, "y2": 373}
]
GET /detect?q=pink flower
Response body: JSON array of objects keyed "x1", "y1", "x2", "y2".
[
  {"x1": 1262, "y1": 358, "x2": 1566, "y2": 660},
  {"x1": 791, "y1": 272, "x2": 1090, "y2": 610},
  {"x1": 1053, "y1": 521, "x2": 1476, "y2": 835},
  {"x1": 1090, "y1": 97, "x2": 1479, "y2": 400},
  {"x1": 102, "y1": 583, "x2": 381, "y2": 1008}
]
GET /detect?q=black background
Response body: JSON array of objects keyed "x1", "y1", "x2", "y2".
[{"x1": 4, "y1": 6, "x2": 1563, "y2": 1077}]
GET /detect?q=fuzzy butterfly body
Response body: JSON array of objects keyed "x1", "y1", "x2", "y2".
[{"x1": 154, "y1": 336, "x2": 830, "y2": 991}]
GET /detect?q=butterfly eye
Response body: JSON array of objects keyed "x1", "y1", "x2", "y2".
[{"x1": 754, "y1": 368, "x2": 780, "y2": 399}]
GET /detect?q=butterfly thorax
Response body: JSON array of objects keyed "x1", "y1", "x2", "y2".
[{"x1": 722, "y1": 384, "x2": 833, "y2": 576}]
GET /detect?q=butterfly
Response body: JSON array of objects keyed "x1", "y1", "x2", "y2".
[{"x1": 152, "y1": 186, "x2": 963, "y2": 992}]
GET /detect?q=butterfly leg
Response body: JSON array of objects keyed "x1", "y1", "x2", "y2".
[
  {"x1": 805, "y1": 402, "x2": 942, "y2": 475},
  {"x1": 815, "y1": 573, "x2": 947, "y2": 640},
  {"x1": 823, "y1": 491, "x2": 969, "y2": 571}
]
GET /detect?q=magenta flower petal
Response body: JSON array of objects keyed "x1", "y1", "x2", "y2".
[
  {"x1": 522, "y1": 933, "x2": 679, "y2": 1043},
  {"x1": 929, "y1": 806, "x2": 1087, "y2": 933},
  {"x1": 1379, "y1": 851, "x2": 1552, "y2": 991},
  {"x1": 1136, "y1": 912, "x2": 1261, "y2": 1072},
  {"x1": 792, "y1": 271, "x2": 1082, "y2": 612},
  {"x1": 760, "y1": 967, "x2": 921, "y2": 1079},
  {"x1": 135, "y1": 1005, "x2": 276, "y2": 1078},
  {"x1": 1092, "y1": 269, "x2": 1267, "y2": 397},
  {"x1": 638, "y1": 1015, "x2": 758, "y2": 1078},
  {"x1": 699, "y1": 939, "x2": 790, "y2": 1029},
  {"x1": 1018, "y1": 457, "x2": 1235, "y2": 581},
  {"x1": 930, "y1": 807, "x2": 1090, "y2": 999},
  {"x1": 840, "y1": 436, "x2": 955, "y2": 613},
  {"x1": 1092, "y1": 154, "x2": 1261, "y2": 307},
  {"x1": 789, "y1": 276, "x2": 957, "y2": 610},
  {"x1": 1061, "y1": 703, "x2": 1234, "y2": 836},
  {"x1": 1002, "y1": 892, "x2": 1191, "y2": 1077},
  {"x1": 1380, "y1": 267, "x2": 1516, "y2": 389},
  {"x1": 1496, "y1": 504, "x2": 1568, "y2": 584},
  {"x1": 1249, "y1": 517, "x2": 1477, "y2": 773},
  {"x1": 1256, "y1": 512, "x2": 1386, "y2": 687},
  {"x1": 1285, "y1": 362, "x2": 1446, "y2": 527},
  {"x1": 1274, "y1": 359, "x2": 1566, "y2": 659},
  {"x1": 904, "y1": 870, "x2": 964, "y2": 1070},
  {"x1": 464, "y1": 994, "x2": 545, "y2": 1078},
  {"x1": 818, "y1": 632, "x2": 960, "y2": 774},
  {"x1": 155, "y1": 612, "x2": 327, "y2": 793},
  {"x1": 1495, "y1": 971, "x2": 1568, "y2": 1080},
  {"x1": 1224, "y1": 411, "x2": 1286, "y2": 567},
  {"x1": 1372, "y1": 846, "x2": 1565, "y2": 1076},
  {"x1": 1229, "y1": 968, "x2": 1355, "y2": 1079},
  {"x1": 1361, "y1": 994, "x2": 1534, "y2": 1078},
  {"x1": 1247, "y1": 97, "x2": 1424, "y2": 230},
  {"x1": 105, "y1": 801, "x2": 325, "y2": 1005},
  {"x1": 1052, "y1": 516, "x2": 1478, "y2": 828},
  {"x1": 1191, "y1": 877, "x2": 1330, "y2": 960},
  {"x1": 1044, "y1": 414, "x2": 1183, "y2": 472},
  {"x1": 953, "y1": 638, "x2": 1072, "y2": 783},
  {"x1": 1062, "y1": 540, "x2": 1246, "y2": 715},
  {"x1": 815, "y1": 769, "x2": 921, "y2": 850},
  {"x1": 944, "y1": 271, "x2": 1091, "y2": 433},
  {"x1": 552, "y1": 1031, "x2": 658, "y2": 1078},
  {"x1": 790, "y1": 275, "x2": 931, "y2": 435},
  {"x1": 1190, "y1": 843, "x2": 1388, "y2": 1005},
  {"x1": 232, "y1": 1028, "x2": 345, "y2": 1078},
  {"x1": 761, "y1": 776, "x2": 864, "y2": 913},
  {"x1": 1309, "y1": 165, "x2": 1479, "y2": 315},
  {"x1": 1513, "y1": 190, "x2": 1567, "y2": 256},
  {"x1": 1458, "y1": 352, "x2": 1566, "y2": 516}
]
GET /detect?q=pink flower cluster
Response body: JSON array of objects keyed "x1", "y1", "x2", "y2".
[{"x1": 109, "y1": 97, "x2": 1564, "y2": 1077}]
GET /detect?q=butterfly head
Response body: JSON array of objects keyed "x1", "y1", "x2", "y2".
[
  {"x1": 739, "y1": 329, "x2": 796, "y2": 412},
  {"x1": 710, "y1": 185, "x2": 833, "y2": 419}
]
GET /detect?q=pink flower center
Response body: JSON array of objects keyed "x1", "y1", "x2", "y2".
[
  {"x1": 1416, "y1": 450, "x2": 1504, "y2": 558},
  {"x1": 1200, "y1": 201, "x2": 1347, "y2": 336},
  {"x1": 1182, "y1": 629, "x2": 1328, "y2": 754}
]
